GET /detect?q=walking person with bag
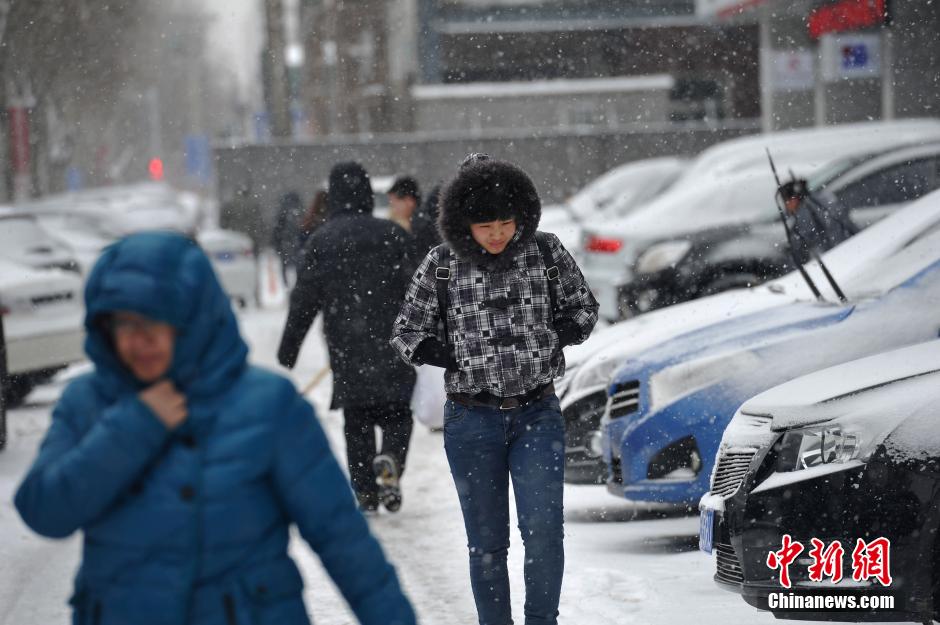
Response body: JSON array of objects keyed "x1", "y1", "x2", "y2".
[
  {"x1": 279, "y1": 161, "x2": 417, "y2": 514},
  {"x1": 14, "y1": 231, "x2": 416, "y2": 625},
  {"x1": 391, "y1": 155, "x2": 599, "y2": 625}
]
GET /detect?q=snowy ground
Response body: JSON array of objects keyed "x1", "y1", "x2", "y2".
[{"x1": 0, "y1": 304, "x2": 807, "y2": 625}]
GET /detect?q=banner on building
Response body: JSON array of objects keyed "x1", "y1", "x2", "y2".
[
  {"x1": 770, "y1": 49, "x2": 815, "y2": 91},
  {"x1": 820, "y1": 33, "x2": 882, "y2": 82}
]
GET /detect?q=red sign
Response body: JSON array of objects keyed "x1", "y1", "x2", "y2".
[
  {"x1": 808, "y1": 0, "x2": 888, "y2": 40},
  {"x1": 767, "y1": 536, "x2": 892, "y2": 588}
]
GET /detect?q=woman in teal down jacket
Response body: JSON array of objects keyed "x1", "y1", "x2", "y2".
[{"x1": 14, "y1": 231, "x2": 416, "y2": 625}]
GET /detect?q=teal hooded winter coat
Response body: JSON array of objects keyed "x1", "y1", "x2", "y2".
[{"x1": 14, "y1": 232, "x2": 416, "y2": 625}]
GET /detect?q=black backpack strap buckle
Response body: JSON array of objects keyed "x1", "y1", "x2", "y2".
[
  {"x1": 545, "y1": 266, "x2": 560, "y2": 281},
  {"x1": 435, "y1": 266, "x2": 451, "y2": 280}
]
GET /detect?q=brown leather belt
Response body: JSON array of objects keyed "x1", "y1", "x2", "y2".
[{"x1": 448, "y1": 382, "x2": 555, "y2": 411}]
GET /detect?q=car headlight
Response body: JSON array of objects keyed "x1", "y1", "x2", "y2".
[
  {"x1": 775, "y1": 426, "x2": 864, "y2": 472},
  {"x1": 635, "y1": 240, "x2": 692, "y2": 275},
  {"x1": 572, "y1": 356, "x2": 623, "y2": 392}
]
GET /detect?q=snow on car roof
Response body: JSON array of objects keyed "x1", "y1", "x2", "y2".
[{"x1": 595, "y1": 119, "x2": 940, "y2": 238}]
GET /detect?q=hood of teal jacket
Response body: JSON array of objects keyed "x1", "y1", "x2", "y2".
[{"x1": 83, "y1": 231, "x2": 248, "y2": 401}]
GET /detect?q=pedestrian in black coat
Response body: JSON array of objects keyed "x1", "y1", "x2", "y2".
[
  {"x1": 278, "y1": 161, "x2": 417, "y2": 513},
  {"x1": 411, "y1": 183, "x2": 442, "y2": 257},
  {"x1": 272, "y1": 190, "x2": 305, "y2": 284}
]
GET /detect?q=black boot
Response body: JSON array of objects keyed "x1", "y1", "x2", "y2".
[{"x1": 373, "y1": 454, "x2": 402, "y2": 513}]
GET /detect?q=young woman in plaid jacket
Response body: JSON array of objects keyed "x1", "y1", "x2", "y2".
[{"x1": 391, "y1": 155, "x2": 598, "y2": 625}]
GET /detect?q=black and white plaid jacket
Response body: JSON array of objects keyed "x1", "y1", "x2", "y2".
[{"x1": 391, "y1": 231, "x2": 598, "y2": 397}]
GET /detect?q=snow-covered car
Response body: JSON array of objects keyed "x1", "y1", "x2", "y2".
[
  {"x1": 0, "y1": 209, "x2": 81, "y2": 275},
  {"x1": 626, "y1": 140, "x2": 940, "y2": 314},
  {"x1": 700, "y1": 340, "x2": 940, "y2": 622},
  {"x1": 580, "y1": 119, "x2": 940, "y2": 320},
  {"x1": 564, "y1": 157, "x2": 687, "y2": 224},
  {"x1": 602, "y1": 220, "x2": 940, "y2": 509},
  {"x1": 197, "y1": 228, "x2": 258, "y2": 308},
  {"x1": 0, "y1": 258, "x2": 85, "y2": 424},
  {"x1": 559, "y1": 190, "x2": 940, "y2": 485},
  {"x1": 26, "y1": 186, "x2": 197, "y2": 241},
  {"x1": 540, "y1": 157, "x2": 686, "y2": 255},
  {"x1": 29, "y1": 194, "x2": 257, "y2": 308},
  {"x1": 31, "y1": 211, "x2": 116, "y2": 275}
]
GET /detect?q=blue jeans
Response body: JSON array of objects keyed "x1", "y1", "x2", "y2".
[{"x1": 443, "y1": 394, "x2": 565, "y2": 625}]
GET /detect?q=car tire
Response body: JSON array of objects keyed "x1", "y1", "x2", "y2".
[
  {"x1": 701, "y1": 272, "x2": 761, "y2": 296},
  {"x1": 3, "y1": 374, "x2": 35, "y2": 408},
  {"x1": 0, "y1": 318, "x2": 6, "y2": 451},
  {"x1": 933, "y1": 532, "x2": 940, "y2": 622}
]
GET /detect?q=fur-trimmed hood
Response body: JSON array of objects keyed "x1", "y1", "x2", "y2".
[{"x1": 437, "y1": 157, "x2": 541, "y2": 269}]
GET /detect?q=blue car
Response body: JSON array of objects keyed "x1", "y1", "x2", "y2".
[{"x1": 601, "y1": 226, "x2": 940, "y2": 509}]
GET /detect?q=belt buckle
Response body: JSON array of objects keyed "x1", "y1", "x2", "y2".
[{"x1": 500, "y1": 397, "x2": 521, "y2": 410}]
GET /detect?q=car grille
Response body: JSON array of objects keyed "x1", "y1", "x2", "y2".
[
  {"x1": 609, "y1": 380, "x2": 640, "y2": 418},
  {"x1": 609, "y1": 457, "x2": 623, "y2": 484},
  {"x1": 710, "y1": 450, "x2": 757, "y2": 498},
  {"x1": 563, "y1": 390, "x2": 608, "y2": 451},
  {"x1": 715, "y1": 541, "x2": 744, "y2": 585}
]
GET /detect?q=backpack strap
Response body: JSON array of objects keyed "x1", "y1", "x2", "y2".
[
  {"x1": 434, "y1": 244, "x2": 452, "y2": 347},
  {"x1": 534, "y1": 231, "x2": 560, "y2": 318}
]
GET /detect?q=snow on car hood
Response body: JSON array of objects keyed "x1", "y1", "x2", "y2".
[
  {"x1": 740, "y1": 340, "x2": 940, "y2": 431},
  {"x1": 565, "y1": 189, "x2": 940, "y2": 395}
]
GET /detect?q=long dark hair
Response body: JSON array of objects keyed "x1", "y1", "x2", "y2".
[{"x1": 301, "y1": 189, "x2": 328, "y2": 233}]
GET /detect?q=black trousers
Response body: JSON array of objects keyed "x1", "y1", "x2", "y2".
[{"x1": 343, "y1": 402, "x2": 414, "y2": 499}]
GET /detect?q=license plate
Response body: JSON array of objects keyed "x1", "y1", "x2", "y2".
[{"x1": 699, "y1": 508, "x2": 715, "y2": 554}]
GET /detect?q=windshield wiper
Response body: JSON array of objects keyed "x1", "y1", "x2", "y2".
[
  {"x1": 766, "y1": 150, "x2": 848, "y2": 304},
  {"x1": 787, "y1": 170, "x2": 848, "y2": 303},
  {"x1": 766, "y1": 149, "x2": 824, "y2": 302}
]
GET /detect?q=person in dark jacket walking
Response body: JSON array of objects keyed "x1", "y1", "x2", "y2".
[
  {"x1": 391, "y1": 155, "x2": 599, "y2": 625},
  {"x1": 14, "y1": 231, "x2": 416, "y2": 625},
  {"x1": 387, "y1": 175, "x2": 421, "y2": 234},
  {"x1": 272, "y1": 190, "x2": 305, "y2": 285},
  {"x1": 411, "y1": 183, "x2": 442, "y2": 257},
  {"x1": 278, "y1": 162, "x2": 417, "y2": 513}
]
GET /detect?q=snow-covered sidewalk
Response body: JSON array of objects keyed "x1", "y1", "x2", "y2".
[{"x1": 0, "y1": 305, "x2": 788, "y2": 624}]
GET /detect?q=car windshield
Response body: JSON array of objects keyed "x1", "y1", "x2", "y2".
[
  {"x1": 806, "y1": 154, "x2": 872, "y2": 190},
  {"x1": 568, "y1": 162, "x2": 675, "y2": 220},
  {"x1": 623, "y1": 169, "x2": 780, "y2": 232}
]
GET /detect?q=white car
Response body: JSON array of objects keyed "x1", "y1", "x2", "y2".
[
  {"x1": 0, "y1": 209, "x2": 82, "y2": 275},
  {"x1": 540, "y1": 157, "x2": 686, "y2": 256},
  {"x1": 557, "y1": 188, "x2": 940, "y2": 482},
  {"x1": 197, "y1": 229, "x2": 258, "y2": 308},
  {"x1": 580, "y1": 119, "x2": 940, "y2": 320},
  {"x1": 28, "y1": 189, "x2": 258, "y2": 307},
  {"x1": 0, "y1": 258, "x2": 85, "y2": 421}
]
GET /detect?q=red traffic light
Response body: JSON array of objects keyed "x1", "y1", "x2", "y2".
[{"x1": 148, "y1": 157, "x2": 164, "y2": 181}]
